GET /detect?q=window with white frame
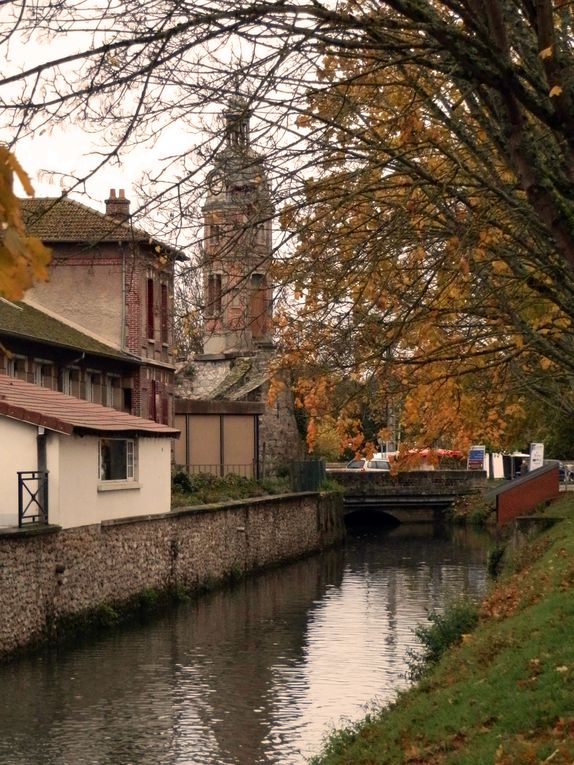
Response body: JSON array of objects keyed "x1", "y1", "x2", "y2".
[
  {"x1": 99, "y1": 438, "x2": 135, "y2": 481},
  {"x1": 60, "y1": 367, "x2": 72, "y2": 395}
]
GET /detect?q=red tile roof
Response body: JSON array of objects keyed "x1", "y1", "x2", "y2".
[
  {"x1": 0, "y1": 374, "x2": 179, "y2": 438},
  {"x1": 21, "y1": 197, "x2": 185, "y2": 259}
]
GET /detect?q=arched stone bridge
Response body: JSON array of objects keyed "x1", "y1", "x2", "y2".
[{"x1": 327, "y1": 469, "x2": 487, "y2": 523}]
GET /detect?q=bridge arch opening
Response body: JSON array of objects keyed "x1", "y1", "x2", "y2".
[{"x1": 344, "y1": 508, "x2": 401, "y2": 529}]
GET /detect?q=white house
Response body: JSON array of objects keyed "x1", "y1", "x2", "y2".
[{"x1": 0, "y1": 374, "x2": 178, "y2": 529}]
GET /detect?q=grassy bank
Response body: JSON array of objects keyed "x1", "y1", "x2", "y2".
[{"x1": 311, "y1": 495, "x2": 574, "y2": 765}]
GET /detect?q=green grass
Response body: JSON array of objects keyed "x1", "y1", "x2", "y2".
[{"x1": 310, "y1": 494, "x2": 574, "y2": 765}]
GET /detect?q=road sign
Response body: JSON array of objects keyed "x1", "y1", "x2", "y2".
[{"x1": 467, "y1": 445, "x2": 486, "y2": 470}]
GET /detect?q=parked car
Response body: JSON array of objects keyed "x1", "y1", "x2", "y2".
[
  {"x1": 558, "y1": 462, "x2": 574, "y2": 482},
  {"x1": 346, "y1": 457, "x2": 391, "y2": 471}
]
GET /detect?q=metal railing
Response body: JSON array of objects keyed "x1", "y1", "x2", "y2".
[
  {"x1": 289, "y1": 459, "x2": 326, "y2": 492},
  {"x1": 17, "y1": 471, "x2": 49, "y2": 527},
  {"x1": 184, "y1": 464, "x2": 256, "y2": 478}
]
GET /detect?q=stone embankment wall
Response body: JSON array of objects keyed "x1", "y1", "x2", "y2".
[{"x1": 0, "y1": 492, "x2": 344, "y2": 658}]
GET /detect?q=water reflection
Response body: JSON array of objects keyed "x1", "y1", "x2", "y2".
[{"x1": 0, "y1": 523, "x2": 490, "y2": 765}]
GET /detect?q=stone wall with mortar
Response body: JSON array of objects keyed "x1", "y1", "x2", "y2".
[
  {"x1": 329, "y1": 469, "x2": 487, "y2": 496},
  {"x1": 258, "y1": 381, "x2": 304, "y2": 474},
  {"x1": 176, "y1": 358, "x2": 234, "y2": 399},
  {"x1": 0, "y1": 492, "x2": 344, "y2": 658}
]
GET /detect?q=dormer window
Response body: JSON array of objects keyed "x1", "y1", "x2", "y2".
[
  {"x1": 33, "y1": 360, "x2": 54, "y2": 389},
  {"x1": 6, "y1": 356, "x2": 26, "y2": 380}
]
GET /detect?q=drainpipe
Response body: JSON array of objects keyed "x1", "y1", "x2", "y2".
[
  {"x1": 121, "y1": 244, "x2": 126, "y2": 351},
  {"x1": 37, "y1": 426, "x2": 49, "y2": 522}
]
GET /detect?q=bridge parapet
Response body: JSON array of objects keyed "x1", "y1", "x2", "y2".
[{"x1": 328, "y1": 469, "x2": 486, "y2": 496}]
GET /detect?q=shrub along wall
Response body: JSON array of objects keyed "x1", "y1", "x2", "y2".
[{"x1": 0, "y1": 492, "x2": 344, "y2": 658}]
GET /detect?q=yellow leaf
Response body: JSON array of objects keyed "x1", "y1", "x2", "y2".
[
  {"x1": 4, "y1": 150, "x2": 35, "y2": 197},
  {"x1": 0, "y1": 146, "x2": 52, "y2": 299},
  {"x1": 549, "y1": 85, "x2": 563, "y2": 97},
  {"x1": 539, "y1": 46, "x2": 553, "y2": 60}
]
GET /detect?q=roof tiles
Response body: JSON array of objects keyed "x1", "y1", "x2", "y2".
[
  {"x1": 0, "y1": 374, "x2": 179, "y2": 438},
  {"x1": 0, "y1": 299, "x2": 139, "y2": 363},
  {"x1": 22, "y1": 197, "x2": 148, "y2": 243},
  {"x1": 21, "y1": 197, "x2": 184, "y2": 259}
]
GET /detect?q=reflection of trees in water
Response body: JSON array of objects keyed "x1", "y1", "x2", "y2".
[
  {"x1": 0, "y1": 526, "x2": 489, "y2": 765},
  {"x1": 169, "y1": 546, "x2": 345, "y2": 764},
  {"x1": 338, "y1": 522, "x2": 490, "y2": 686}
]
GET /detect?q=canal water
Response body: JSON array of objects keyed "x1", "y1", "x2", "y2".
[{"x1": 0, "y1": 521, "x2": 490, "y2": 765}]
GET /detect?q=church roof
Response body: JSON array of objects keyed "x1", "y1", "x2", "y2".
[{"x1": 181, "y1": 355, "x2": 271, "y2": 402}]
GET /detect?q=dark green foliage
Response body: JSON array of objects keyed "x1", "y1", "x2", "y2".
[
  {"x1": 308, "y1": 715, "x2": 376, "y2": 764},
  {"x1": 449, "y1": 494, "x2": 495, "y2": 526},
  {"x1": 259, "y1": 476, "x2": 290, "y2": 494},
  {"x1": 226, "y1": 564, "x2": 244, "y2": 583},
  {"x1": 172, "y1": 468, "x2": 194, "y2": 494},
  {"x1": 540, "y1": 412, "x2": 574, "y2": 459},
  {"x1": 486, "y1": 543, "x2": 507, "y2": 579},
  {"x1": 138, "y1": 588, "x2": 160, "y2": 610},
  {"x1": 319, "y1": 478, "x2": 344, "y2": 493},
  {"x1": 408, "y1": 599, "x2": 479, "y2": 680},
  {"x1": 171, "y1": 469, "x2": 290, "y2": 506}
]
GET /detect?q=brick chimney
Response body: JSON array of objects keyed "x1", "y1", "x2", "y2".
[{"x1": 105, "y1": 188, "x2": 130, "y2": 221}]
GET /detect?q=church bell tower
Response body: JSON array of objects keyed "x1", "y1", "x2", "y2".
[{"x1": 201, "y1": 98, "x2": 274, "y2": 356}]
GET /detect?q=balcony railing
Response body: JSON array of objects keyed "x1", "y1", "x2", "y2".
[{"x1": 18, "y1": 471, "x2": 49, "y2": 527}]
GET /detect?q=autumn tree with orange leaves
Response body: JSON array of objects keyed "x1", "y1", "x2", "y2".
[
  {"x1": 3, "y1": 0, "x2": 574, "y2": 451},
  {"x1": 271, "y1": 1, "x2": 574, "y2": 454}
]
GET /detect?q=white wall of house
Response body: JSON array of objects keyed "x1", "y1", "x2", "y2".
[
  {"x1": 53, "y1": 434, "x2": 172, "y2": 528},
  {"x1": 0, "y1": 416, "x2": 172, "y2": 529},
  {"x1": 0, "y1": 417, "x2": 38, "y2": 527}
]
